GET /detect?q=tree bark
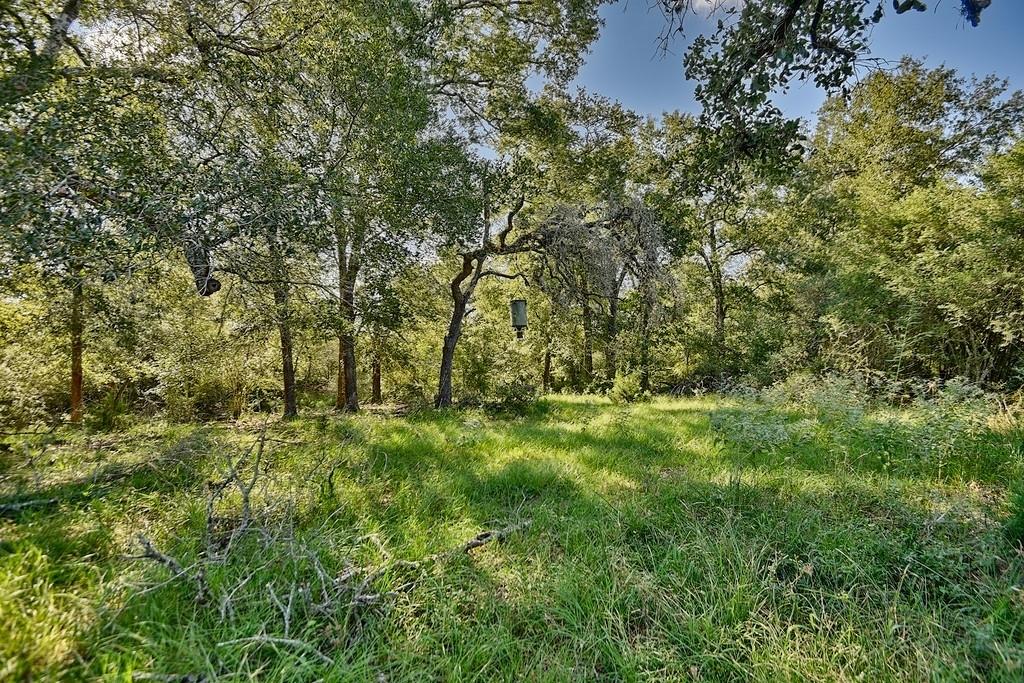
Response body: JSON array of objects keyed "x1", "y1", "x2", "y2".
[
  {"x1": 711, "y1": 274, "x2": 726, "y2": 349},
  {"x1": 436, "y1": 275, "x2": 473, "y2": 408},
  {"x1": 273, "y1": 282, "x2": 298, "y2": 418},
  {"x1": 272, "y1": 282, "x2": 296, "y2": 417},
  {"x1": 69, "y1": 273, "x2": 84, "y2": 423},
  {"x1": 268, "y1": 236, "x2": 297, "y2": 418},
  {"x1": 371, "y1": 357, "x2": 382, "y2": 404},
  {"x1": 604, "y1": 266, "x2": 628, "y2": 382},
  {"x1": 581, "y1": 298, "x2": 594, "y2": 384},
  {"x1": 336, "y1": 225, "x2": 360, "y2": 412},
  {"x1": 703, "y1": 224, "x2": 727, "y2": 350},
  {"x1": 542, "y1": 344, "x2": 552, "y2": 393},
  {"x1": 605, "y1": 296, "x2": 618, "y2": 382},
  {"x1": 638, "y1": 287, "x2": 653, "y2": 391}
]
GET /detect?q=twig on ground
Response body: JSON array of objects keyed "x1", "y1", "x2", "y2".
[
  {"x1": 350, "y1": 520, "x2": 532, "y2": 607},
  {"x1": 0, "y1": 497, "x2": 58, "y2": 514},
  {"x1": 205, "y1": 420, "x2": 272, "y2": 560},
  {"x1": 216, "y1": 635, "x2": 333, "y2": 666},
  {"x1": 131, "y1": 534, "x2": 209, "y2": 602},
  {"x1": 267, "y1": 581, "x2": 295, "y2": 637}
]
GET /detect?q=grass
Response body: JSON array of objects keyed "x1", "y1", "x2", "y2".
[{"x1": 1, "y1": 394, "x2": 1023, "y2": 681}]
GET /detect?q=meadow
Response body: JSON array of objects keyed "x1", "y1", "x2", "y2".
[{"x1": 2, "y1": 393, "x2": 1023, "y2": 681}]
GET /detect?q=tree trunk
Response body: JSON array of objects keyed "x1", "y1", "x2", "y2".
[
  {"x1": 638, "y1": 288, "x2": 653, "y2": 391},
  {"x1": 712, "y1": 275, "x2": 726, "y2": 349},
  {"x1": 706, "y1": 224, "x2": 727, "y2": 350},
  {"x1": 436, "y1": 293, "x2": 469, "y2": 408},
  {"x1": 338, "y1": 336, "x2": 358, "y2": 412},
  {"x1": 542, "y1": 344, "x2": 552, "y2": 393},
  {"x1": 273, "y1": 283, "x2": 298, "y2": 418},
  {"x1": 581, "y1": 298, "x2": 594, "y2": 384},
  {"x1": 605, "y1": 295, "x2": 619, "y2": 382},
  {"x1": 605, "y1": 267, "x2": 628, "y2": 382},
  {"x1": 336, "y1": 226, "x2": 360, "y2": 412},
  {"x1": 69, "y1": 274, "x2": 84, "y2": 423},
  {"x1": 371, "y1": 357, "x2": 382, "y2": 404}
]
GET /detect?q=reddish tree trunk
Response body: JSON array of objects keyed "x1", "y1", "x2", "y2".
[{"x1": 371, "y1": 357, "x2": 382, "y2": 404}]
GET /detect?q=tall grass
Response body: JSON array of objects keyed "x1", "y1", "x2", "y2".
[{"x1": 1, "y1": 392, "x2": 1022, "y2": 680}]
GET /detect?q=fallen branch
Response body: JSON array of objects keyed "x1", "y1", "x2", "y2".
[
  {"x1": 216, "y1": 635, "x2": 333, "y2": 666},
  {"x1": 135, "y1": 535, "x2": 185, "y2": 575},
  {"x1": 205, "y1": 421, "x2": 271, "y2": 560},
  {"x1": 131, "y1": 534, "x2": 209, "y2": 602},
  {"x1": 0, "y1": 497, "x2": 58, "y2": 514},
  {"x1": 351, "y1": 520, "x2": 532, "y2": 607}
]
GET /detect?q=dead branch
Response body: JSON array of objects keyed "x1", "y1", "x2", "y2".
[
  {"x1": 216, "y1": 635, "x2": 333, "y2": 666},
  {"x1": 134, "y1": 535, "x2": 185, "y2": 575},
  {"x1": 0, "y1": 497, "x2": 58, "y2": 514},
  {"x1": 267, "y1": 581, "x2": 295, "y2": 637},
  {"x1": 205, "y1": 421, "x2": 271, "y2": 560},
  {"x1": 350, "y1": 520, "x2": 531, "y2": 607},
  {"x1": 132, "y1": 534, "x2": 209, "y2": 602}
]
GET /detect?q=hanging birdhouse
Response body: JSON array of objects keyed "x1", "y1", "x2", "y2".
[{"x1": 510, "y1": 299, "x2": 528, "y2": 339}]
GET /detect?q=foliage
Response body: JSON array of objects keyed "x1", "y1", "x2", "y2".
[
  {"x1": 607, "y1": 370, "x2": 649, "y2": 404},
  {"x1": 1005, "y1": 483, "x2": 1024, "y2": 548},
  {"x1": 712, "y1": 373, "x2": 1017, "y2": 479},
  {"x1": 486, "y1": 378, "x2": 540, "y2": 415},
  {"x1": 658, "y1": 0, "x2": 994, "y2": 119}
]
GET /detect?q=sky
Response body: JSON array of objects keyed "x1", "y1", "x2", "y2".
[{"x1": 573, "y1": 0, "x2": 1024, "y2": 126}]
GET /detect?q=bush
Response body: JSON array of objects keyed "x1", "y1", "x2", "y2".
[
  {"x1": 486, "y1": 379, "x2": 538, "y2": 415},
  {"x1": 0, "y1": 344, "x2": 65, "y2": 428},
  {"x1": 608, "y1": 371, "x2": 649, "y2": 405},
  {"x1": 87, "y1": 389, "x2": 130, "y2": 432},
  {"x1": 763, "y1": 371, "x2": 871, "y2": 427},
  {"x1": 710, "y1": 372, "x2": 1009, "y2": 477}
]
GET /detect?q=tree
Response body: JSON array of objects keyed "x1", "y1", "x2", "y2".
[
  {"x1": 657, "y1": 0, "x2": 995, "y2": 118},
  {"x1": 0, "y1": 73, "x2": 170, "y2": 421},
  {"x1": 436, "y1": 187, "x2": 539, "y2": 408},
  {"x1": 770, "y1": 61, "x2": 1024, "y2": 382},
  {"x1": 1, "y1": 0, "x2": 296, "y2": 110},
  {"x1": 649, "y1": 111, "x2": 798, "y2": 364}
]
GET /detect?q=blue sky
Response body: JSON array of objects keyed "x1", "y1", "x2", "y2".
[{"x1": 573, "y1": 0, "x2": 1024, "y2": 125}]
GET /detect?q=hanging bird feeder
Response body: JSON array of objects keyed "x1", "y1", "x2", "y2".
[{"x1": 510, "y1": 299, "x2": 528, "y2": 339}]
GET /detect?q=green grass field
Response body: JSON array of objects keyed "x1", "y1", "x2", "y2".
[{"x1": 2, "y1": 395, "x2": 1023, "y2": 681}]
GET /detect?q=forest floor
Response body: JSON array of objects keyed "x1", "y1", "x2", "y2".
[{"x1": 2, "y1": 395, "x2": 1023, "y2": 681}]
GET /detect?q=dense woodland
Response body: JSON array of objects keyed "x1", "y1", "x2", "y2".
[
  {"x1": 2, "y1": 0, "x2": 1021, "y2": 426},
  {"x1": 3, "y1": 1, "x2": 1024, "y2": 680}
]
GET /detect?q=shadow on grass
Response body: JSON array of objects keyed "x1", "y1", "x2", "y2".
[
  {"x1": 89, "y1": 439, "x2": 1017, "y2": 681},
  {"x1": 0, "y1": 427, "x2": 216, "y2": 521},
  {"x1": 10, "y1": 399, "x2": 1024, "y2": 681}
]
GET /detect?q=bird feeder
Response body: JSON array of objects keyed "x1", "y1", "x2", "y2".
[{"x1": 510, "y1": 299, "x2": 528, "y2": 339}]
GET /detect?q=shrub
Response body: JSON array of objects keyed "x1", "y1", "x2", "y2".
[
  {"x1": 87, "y1": 389, "x2": 130, "y2": 432},
  {"x1": 486, "y1": 379, "x2": 538, "y2": 415},
  {"x1": 0, "y1": 344, "x2": 65, "y2": 428},
  {"x1": 608, "y1": 371, "x2": 649, "y2": 404},
  {"x1": 763, "y1": 371, "x2": 871, "y2": 427}
]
